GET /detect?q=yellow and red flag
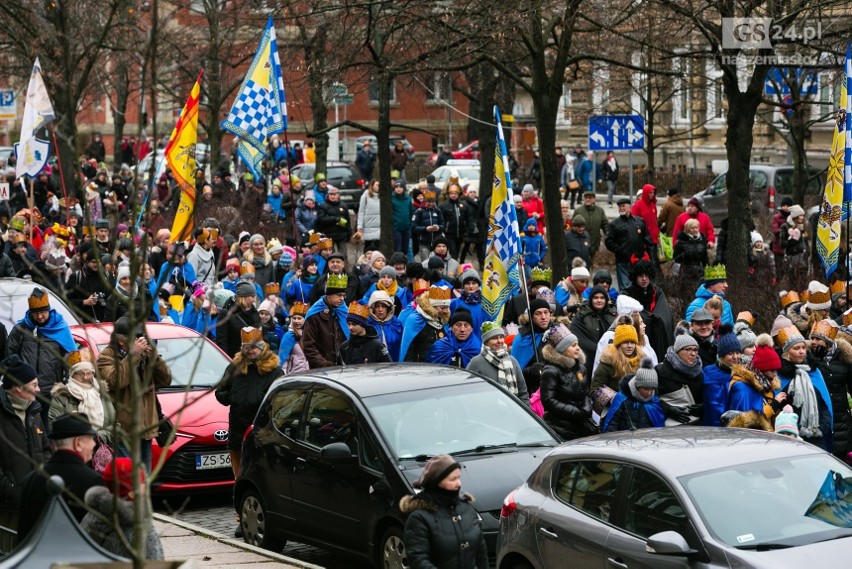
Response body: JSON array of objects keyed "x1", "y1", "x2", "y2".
[{"x1": 166, "y1": 71, "x2": 202, "y2": 243}]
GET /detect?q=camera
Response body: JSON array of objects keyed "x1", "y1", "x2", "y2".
[{"x1": 94, "y1": 292, "x2": 107, "y2": 306}]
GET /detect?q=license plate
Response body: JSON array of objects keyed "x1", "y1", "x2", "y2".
[{"x1": 195, "y1": 452, "x2": 231, "y2": 470}]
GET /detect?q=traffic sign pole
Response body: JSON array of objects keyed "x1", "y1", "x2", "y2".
[{"x1": 628, "y1": 151, "x2": 634, "y2": 202}]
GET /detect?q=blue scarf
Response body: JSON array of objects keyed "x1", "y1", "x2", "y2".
[
  {"x1": 511, "y1": 328, "x2": 543, "y2": 369},
  {"x1": 20, "y1": 309, "x2": 77, "y2": 353},
  {"x1": 427, "y1": 333, "x2": 481, "y2": 367},
  {"x1": 278, "y1": 330, "x2": 298, "y2": 362},
  {"x1": 305, "y1": 297, "x2": 350, "y2": 340}
]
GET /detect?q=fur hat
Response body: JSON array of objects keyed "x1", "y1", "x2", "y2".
[
  {"x1": 481, "y1": 321, "x2": 505, "y2": 343},
  {"x1": 413, "y1": 454, "x2": 460, "y2": 489},
  {"x1": 672, "y1": 333, "x2": 699, "y2": 353},
  {"x1": 751, "y1": 333, "x2": 782, "y2": 372},
  {"x1": 613, "y1": 324, "x2": 638, "y2": 347},
  {"x1": 633, "y1": 357, "x2": 657, "y2": 390},
  {"x1": 774, "y1": 405, "x2": 800, "y2": 437},
  {"x1": 543, "y1": 324, "x2": 577, "y2": 353},
  {"x1": 716, "y1": 323, "x2": 741, "y2": 357},
  {"x1": 629, "y1": 259, "x2": 655, "y2": 281}
]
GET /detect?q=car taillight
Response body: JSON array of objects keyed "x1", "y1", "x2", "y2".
[
  {"x1": 768, "y1": 186, "x2": 775, "y2": 209},
  {"x1": 357, "y1": 179, "x2": 365, "y2": 188},
  {"x1": 501, "y1": 489, "x2": 518, "y2": 518},
  {"x1": 243, "y1": 425, "x2": 253, "y2": 442}
]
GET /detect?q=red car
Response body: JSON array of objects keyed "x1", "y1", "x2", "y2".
[
  {"x1": 71, "y1": 322, "x2": 234, "y2": 493},
  {"x1": 428, "y1": 140, "x2": 480, "y2": 165}
]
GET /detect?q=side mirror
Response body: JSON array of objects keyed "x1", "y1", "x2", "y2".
[
  {"x1": 645, "y1": 531, "x2": 697, "y2": 556},
  {"x1": 320, "y1": 441, "x2": 355, "y2": 464}
]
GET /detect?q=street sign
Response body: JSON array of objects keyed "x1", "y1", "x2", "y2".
[
  {"x1": 588, "y1": 115, "x2": 645, "y2": 151},
  {"x1": 0, "y1": 183, "x2": 8, "y2": 201},
  {"x1": 330, "y1": 82, "x2": 348, "y2": 98},
  {"x1": 764, "y1": 68, "x2": 819, "y2": 97},
  {"x1": 333, "y1": 94, "x2": 354, "y2": 105},
  {"x1": 0, "y1": 90, "x2": 15, "y2": 121}
]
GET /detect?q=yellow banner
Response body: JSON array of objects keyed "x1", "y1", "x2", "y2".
[{"x1": 166, "y1": 72, "x2": 202, "y2": 243}]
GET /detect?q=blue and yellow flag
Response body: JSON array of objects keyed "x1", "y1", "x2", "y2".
[
  {"x1": 166, "y1": 71, "x2": 202, "y2": 243},
  {"x1": 221, "y1": 17, "x2": 288, "y2": 180},
  {"x1": 482, "y1": 107, "x2": 521, "y2": 319},
  {"x1": 817, "y1": 44, "x2": 851, "y2": 276}
]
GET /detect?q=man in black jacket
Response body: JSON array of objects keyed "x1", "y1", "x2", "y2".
[
  {"x1": 215, "y1": 282, "x2": 261, "y2": 358},
  {"x1": 339, "y1": 302, "x2": 390, "y2": 365},
  {"x1": 438, "y1": 184, "x2": 467, "y2": 258},
  {"x1": 604, "y1": 197, "x2": 652, "y2": 289},
  {"x1": 413, "y1": 191, "x2": 446, "y2": 261},
  {"x1": 314, "y1": 187, "x2": 352, "y2": 252}
]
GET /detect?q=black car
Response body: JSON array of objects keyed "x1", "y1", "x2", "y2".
[
  {"x1": 290, "y1": 161, "x2": 365, "y2": 210},
  {"x1": 234, "y1": 363, "x2": 559, "y2": 568}
]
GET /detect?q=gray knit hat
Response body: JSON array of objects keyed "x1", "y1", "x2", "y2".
[
  {"x1": 737, "y1": 327, "x2": 757, "y2": 351},
  {"x1": 672, "y1": 333, "x2": 699, "y2": 353},
  {"x1": 633, "y1": 357, "x2": 657, "y2": 389},
  {"x1": 379, "y1": 266, "x2": 397, "y2": 280},
  {"x1": 544, "y1": 324, "x2": 577, "y2": 353},
  {"x1": 460, "y1": 269, "x2": 481, "y2": 285},
  {"x1": 481, "y1": 321, "x2": 505, "y2": 343},
  {"x1": 413, "y1": 454, "x2": 460, "y2": 489}
]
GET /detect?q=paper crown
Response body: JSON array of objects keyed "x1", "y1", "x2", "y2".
[
  {"x1": 347, "y1": 301, "x2": 371, "y2": 320},
  {"x1": 704, "y1": 264, "x2": 727, "y2": 282},
  {"x1": 240, "y1": 326, "x2": 264, "y2": 346},
  {"x1": 530, "y1": 266, "x2": 552, "y2": 284},
  {"x1": 264, "y1": 283, "x2": 280, "y2": 296},
  {"x1": 52, "y1": 223, "x2": 70, "y2": 239},
  {"x1": 844, "y1": 308, "x2": 852, "y2": 327},
  {"x1": 66, "y1": 351, "x2": 82, "y2": 367},
  {"x1": 290, "y1": 302, "x2": 309, "y2": 317},
  {"x1": 308, "y1": 231, "x2": 321, "y2": 245},
  {"x1": 412, "y1": 279, "x2": 431, "y2": 296},
  {"x1": 200, "y1": 228, "x2": 219, "y2": 243},
  {"x1": 9, "y1": 217, "x2": 25, "y2": 232},
  {"x1": 428, "y1": 285, "x2": 452, "y2": 305},
  {"x1": 423, "y1": 190, "x2": 437, "y2": 201},
  {"x1": 779, "y1": 290, "x2": 800, "y2": 308},
  {"x1": 266, "y1": 238, "x2": 282, "y2": 251},
  {"x1": 240, "y1": 261, "x2": 255, "y2": 276},
  {"x1": 736, "y1": 311, "x2": 755, "y2": 327},
  {"x1": 82, "y1": 226, "x2": 95, "y2": 237},
  {"x1": 775, "y1": 325, "x2": 804, "y2": 350},
  {"x1": 830, "y1": 280, "x2": 846, "y2": 297},
  {"x1": 326, "y1": 272, "x2": 349, "y2": 291},
  {"x1": 317, "y1": 237, "x2": 334, "y2": 251},
  {"x1": 811, "y1": 319, "x2": 838, "y2": 341},
  {"x1": 806, "y1": 283, "x2": 831, "y2": 308},
  {"x1": 28, "y1": 288, "x2": 50, "y2": 312},
  {"x1": 226, "y1": 257, "x2": 240, "y2": 270}
]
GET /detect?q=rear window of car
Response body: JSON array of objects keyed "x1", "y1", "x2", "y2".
[
  {"x1": 329, "y1": 166, "x2": 358, "y2": 183},
  {"x1": 775, "y1": 169, "x2": 823, "y2": 196}
]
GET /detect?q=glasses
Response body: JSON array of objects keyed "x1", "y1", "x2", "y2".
[{"x1": 681, "y1": 347, "x2": 699, "y2": 353}]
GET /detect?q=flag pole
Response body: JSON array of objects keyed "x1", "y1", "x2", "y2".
[
  {"x1": 28, "y1": 177, "x2": 35, "y2": 243},
  {"x1": 517, "y1": 258, "x2": 539, "y2": 364},
  {"x1": 48, "y1": 124, "x2": 71, "y2": 226}
]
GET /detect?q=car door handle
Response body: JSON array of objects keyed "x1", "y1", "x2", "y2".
[
  {"x1": 295, "y1": 457, "x2": 307, "y2": 469},
  {"x1": 607, "y1": 557, "x2": 628, "y2": 569},
  {"x1": 538, "y1": 527, "x2": 558, "y2": 540}
]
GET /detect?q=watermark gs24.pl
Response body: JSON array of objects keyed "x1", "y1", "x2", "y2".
[{"x1": 722, "y1": 18, "x2": 823, "y2": 50}]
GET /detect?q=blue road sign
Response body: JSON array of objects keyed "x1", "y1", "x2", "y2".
[
  {"x1": 0, "y1": 90, "x2": 15, "y2": 120},
  {"x1": 764, "y1": 68, "x2": 819, "y2": 97},
  {"x1": 588, "y1": 115, "x2": 645, "y2": 151}
]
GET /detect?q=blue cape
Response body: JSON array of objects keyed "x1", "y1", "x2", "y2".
[
  {"x1": 20, "y1": 309, "x2": 76, "y2": 353},
  {"x1": 181, "y1": 304, "x2": 211, "y2": 334},
  {"x1": 450, "y1": 297, "x2": 488, "y2": 340},
  {"x1": 305, "y1": 297, "x2": 350, "y2": 340},
  {"x1": 427, "y1": 332, "x2": 481, "y2": 367},
  {"x1": 398, "y1": 302, "x2": 417, "y2": 325},
  {"x1": 603, "y1": 392, "x2": 665, "y2": 431},
  {"x1": 778, "y1": 367, "x2": 833, "y2": 448},
  {"x1": 369, "y1": 317, "x2": 403, "y2": 362},
  {"x1": 399, "y1": 310, "x2": 447, "y2": 362},
  {"x1": 278, "y1": 330, "x2": 298, "y2": 362},
  {"x1": 685, "y1": 284, "x2": 734, "y2": 325},
  {"x1": 512, "y1": 329, "x2": 543, "y2": 369},
  {"x1": 702, "y1": 364, "x2": 732, "y2": 427}
]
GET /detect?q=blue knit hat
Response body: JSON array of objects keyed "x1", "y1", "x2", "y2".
[{"x1": 716, "y1": 323, "x2": 741, "y2": 358}]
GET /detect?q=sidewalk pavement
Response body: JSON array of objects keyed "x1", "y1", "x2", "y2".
[{"x1": 155, "y1": 513, "x2": 323, "y2": 569}]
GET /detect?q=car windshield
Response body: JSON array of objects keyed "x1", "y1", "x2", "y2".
[
  {"x1": 680, "y1": 454, "x2": 852, "y2": 549},
  {"x1": 98, "y1": 336, "x2": 229, "y2": 388},
  {"x1": 363, "y1": 382, "x2": 557, "y2": 459}
]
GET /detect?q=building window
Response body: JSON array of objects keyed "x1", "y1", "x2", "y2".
[
  {"x1": 591, "y1": 66, "x2": 610, "y2": 113},
  {"x1": 671, "y1": 56, "x2": 690, "y2": 126},
  {"x1": 369, "y1": 79, "x2": 397, "y2": 104},
  {"x1": 428, "y1": 73, "x2": 451, "y2": 103},
  {"x1": 631, "y1": 52, "x2": 646, "y2": 117},
  {"x1": 705, "y1": 61, "x2": 724, "y2": 126},
  {"x1": 814, "y1": 70, "x2": 835, "y2": 122},
  {"x1": 556, "y1": 85, "x2": 572, "y2": 127}
]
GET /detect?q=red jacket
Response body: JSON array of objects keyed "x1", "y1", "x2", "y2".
[
  {"x1": 522, "y1": 196, "x2": 545, "y2": 233},
  {"x1": 631, "y1": 186, "x2": 659, "y2": 244},
  {"x1": 672, "y1": 211, "x2": 715, "y2": 247}
]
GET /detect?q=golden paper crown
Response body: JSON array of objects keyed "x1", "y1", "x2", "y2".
[
  {"x1": 348, "y1": 301, "x2": 371, "y2": 320},
  {"x1": 428, "y1": 285, "x2": 452, "y2": 301},
  {"x1": 531, "y1": 266, "x2": 552, "y2": 284},
  {"x1": 266, "y1": 238, "x2": 281, "y2": 251},
  {"x1": 811, "y1": 319, "x2": 838, "y2": 341},
  {"x1": 779, "y1": 290, "x2": 800, "y2": 308},
  {"x1": 317, "y1": 237, "x2": 334, "y2": 251},
  {"x1": 66, "y1": 351, "x2": 82, "y2": 367},
  {"x1": 800, "y1": 290, "x2": 810, "y2": 303},
  {"x1": 200, "y1": 228, "x2": 219, "y2": 243},
  {"x1": 412, "y1": 279, "x2": 431, "y2": 295},
  {"x1": 240, "y1": 326, "x2": 263, "y2": 346},
  {"x1": 290, "y1": 302, "x2": 309, "y2": 317},
  {"x1": 308, "y1": 231, "x2": 321, "y2": 245},
  {"x1": 264, "y1": 283, "x2": 280, "y2": 296},
  {"x1": 736, "y1": 311, "x2": 755, "y2": 327},
  {"x1": 423, "y1": 190, "x2": 437, "y2": 201},
  {"x1": 704, "y1": 264, "x2": 727, "y2": 282},
  {"x1": 808, "y1": 288, "x2": 831, "y2": 307},
  {"x1": 82, "y1": 226, "x2": 96, "y2": 237},
  {"x1": 240, "y1": 261, "x2": 255, "y2": 276},
  {"x1": 28, "y1": 288, "x2": 50, "y2": 312},
  {"x1": 52, "y1": 223, "x2": 70, "y2": 239},
  {"x1": 843, "y1": 308, "x2": 852, "y2": 327},
  {"x1": 326, "y1": 272, "x2": 349, "y2": 291},
  {"x1": 776, "y1": 325, "x2": 804, "y2": 350},
  {"x1": 830, "y1": 280, "x2": 846, "y2": 297}
]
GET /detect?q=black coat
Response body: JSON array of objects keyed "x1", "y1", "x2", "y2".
[
  {"x1": 604, "y1": 214, "x2": 652, "y2": 264},
  {"x1": 462, "y1": 197, "x2": 485, "y2": 244},
  {"x1": 539, "y1": 347, "x2": 593, "y2": 440},
  {"x1": 339, "y1": 327, "x2": 391, "y2": 365},
  {"x1": 813, "y1": 339, "x2": 852, "y2": 458},
  {"x1": 214, "y1": 299, "x2": 262, "y2": 358},
  {"x1": 7, "y1": 321, "x2": 68, "y2": 394},
  {"x1": 67, "y1": 266, "x2": 111, "y2": 323},
  {"x1": 438, "y1": 199, "x2": 467, "y2": 240},
  {"x1": 564, "y1": 229, "x2": 592, "y2": 268},
  {"x1": 0, "y1": 391, "x2": 50, "y2": 513},
  {"x1": 17, "y1": 449, "x2": 104, "y2": 540},
  {"x1": 570, "y1": 302, "x2": 616, "y2": 378},
  {"x1": 315, "y1": 199, "x2": 353, "y2": 243},
  {"x1": 672, "y1": 231, "x2": 708, "y2": 268},
  {"x1": 401, "y1": 491, "x2": 488, "y2": 569},
  {"x1": 654, "y1": 356, "x2": 704, "y2": 405},
  {"x1": 413, "y1": 207, "x2": 447, "y2": 250}
]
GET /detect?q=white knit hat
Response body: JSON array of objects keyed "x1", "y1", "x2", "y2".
[
  {"x1": 571, "y1": 266, "x2": 591, "y2": 279},
  {"x1": 616, "y1": 295, "x2": 643, "y2": 316}
]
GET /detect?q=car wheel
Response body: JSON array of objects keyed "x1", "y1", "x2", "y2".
[
  {"x1": 240, "y1": 490, "x2": 285, "y2": 551},
  {"x1": 508, "y1": 560, "x2": 534, "y2": 569},
  {"x1": 379, "y1": 526, "x2": 408, "y2": 569}
]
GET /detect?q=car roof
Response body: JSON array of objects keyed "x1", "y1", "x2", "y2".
[
  {"x1": 0, "y1": 278, "x2": 80, "y2": 333},
  {"x1": 70, "y1": 322, "x2": 210, "y2": 347},
  {"x1": 549, "y1": 426, "x2": 823, "y2": 477},
  {"x1": 270, "y1": 363, "x2": 488, "y2": 398}
]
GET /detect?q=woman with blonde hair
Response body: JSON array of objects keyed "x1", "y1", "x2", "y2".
[
  {"x1": 591, "y1": 318, "x2": 644, "y2": 398},
  {"x1": 242, "y1": 234, "x2": 273, "y2": 287}
]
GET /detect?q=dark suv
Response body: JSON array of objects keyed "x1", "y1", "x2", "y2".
[{"x1": 290, "y1": 161, "x2": 365, "y2": 210}]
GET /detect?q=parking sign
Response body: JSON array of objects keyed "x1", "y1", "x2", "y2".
[{"x1": 0, "y1": 90, "x2": 15, "y2": 121}]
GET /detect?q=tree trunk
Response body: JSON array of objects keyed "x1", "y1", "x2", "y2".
[
  {"x1": 376, "y1": 73, "x2": 394, "y2": 257},
  {"x1": 305, "y1": 27, "x2": 329, "y2": 174},
  {"x1": 112, "y1": 61, "x2": 130, "y2": 173}
]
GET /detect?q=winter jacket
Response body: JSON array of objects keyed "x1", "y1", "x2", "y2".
[
  {"x1": 49, "y1": 382, "x2": 118, "y2": 446},
  {"x1": 671, "y1": 211, "x2": 715, "y2": 247},
  {"x1": 539, "y1": 345, "x2": 593, "y2": 440},
  {"x1": 97, "y1": 342, "x2": 172, "y2": 440},
  {"x1": 467, "y1": 352, "x2": 530, "y2": 405},
  {"x1": 771, "y1": 209, "x2": 788, "y2": 255},
  {"x1": 564, "y1": 228, "x2": 592, "y2": 268},
  {"x1": 576, "y1": 158, "x2": 593, "y2": 189},
  {"x1": 80, "y1": 486, "x2": 164, "y2": 560},
  {"x1": 439, "y1": 198, "x2": 468, "y2": 240},
  {"x1": 392, "y1": 191, "x2": 414, "y2": 232},
  {"x1": 727, "y1": 364, "x2": 779, "y2": 421},
  {"x1": 685, "y1": 284, "x2": 734, "y2": 326},
  {"x1": 601, "y1": 158, "x2": 619, "y2": 182},
  {"x1": 295, "y1": 201, "x2": 318, "y2": 236},
  {"x1": 215, "y1": 347, "x2": 282, "y2": 450},
  {"x1": 573, "y1": 204, "x2": 609, "y2": 254},
  {"x1": 521, "y1": 232, "x2": 547, "y2": 269},
  {"x1": 308, "y1": 270, "x2": 360, "y2": 306},
  {"x1": 657, "y1": 195, "x2": 685, "y2": 237},
  {"x1": 655, "y1": 353, "x2": 705, "y2": 406},
  {"x1": 214, "y1": 298, "x2": 262, "y2": 358},
  {"x1": 779, "y1": 221, "x2": 807, "y2": 257},
  {"x1": 521, "y1": 197, "x2": 545, "y2": 234},
  {"x1": 390, "y1": 148, "x2": 408, "y2": 172},
  {"x1": 702, "y1": 363, "x2": 733, "y2": 427},
  {"x1": 400, "y1": 491, "x2": 488, "y2": 569},
  {"x1": 355, "y1": 148, "x2": 375, "y2": 179},
  {"x1": 777, "y1": 358, "x2": 833, "y2": 451},
  {"x1": 462, "y1": 197, "x2": 485, "y2": 244},
  {"x1": 631, "y1": 186, "x2": 659, "y2": 244},
  {"x1": 7, "y1": 320, "x2": 68, "y2": 394},
  {"x1": 0, "y1": 253, "x2": 13, "y2": 278},
  {"x1": 813, "y1": 339, "x2": 852, "y2": 457},
  {"x1": 672, "y1": 231, "x2": 708, "y2": 268},
  {"x1": 0, "y1": 390, "x2": 50, "y2": 513},
  {"x1": 603, "y1": 375, "x2": 665, "y2": 432},
  {"x1": 316, "y1": 199, "x2": 353, "y2": 243},
  {"x1": 67, "y1": 266, "x2": 111, "y2": 323},
  {"x1": 570, "y1": 301, "x2": 616, "y2": 378},
  {"x1": 357, "y1": 190, "x2": 382, "y2": 241},
  {"x1": 186, "y1": 244, "x2": 217, "y2": 286},
  {"x1": 604, "y1": 214, "x2": 652, "y2": 264},
  {"x1": 301, "y1": 298, "x2": 348, "y2": 368},
  {"x1": 339, "y1": 327, "x2": 391, "y2": 365},
  {"x1": 414, "y1": 207, "x2": 447, "y2": 250}
]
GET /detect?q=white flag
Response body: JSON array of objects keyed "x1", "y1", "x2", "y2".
[{"x1": 15, "y1": 58, "x2": 55, "y2": 179}]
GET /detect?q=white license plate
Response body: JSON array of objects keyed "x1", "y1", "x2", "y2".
[{"x1": 195, "y1": 452, "x2": 231, "y2": 470}]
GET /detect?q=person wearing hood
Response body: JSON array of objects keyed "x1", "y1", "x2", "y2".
[
  {"x1": 278, "y1": 302, "x2": 309, "y2": 373},
  {"x1": 657, "y1": 187, "x2": 684, "y2": 237},
  {"x1": 520, "y1": 218, "x2": 547, "y2": 270},
  {"x1": 539, "y1": 324, "x2": 595, "y2": 439},
  {"x1": 186, "y1": 227, "x2": 219, "y2": 286},
  {"x1": 603, "y1": 358, "x2": 665, "y2": 432},
  {"x1": 621, "y1": 259, "x2": 675, "y2": 361},
  {"x1": 702, "y1": 324, "x2": 742, "y2": 426},
  {"x1": 809, "y1": 319, "x2": 852, "y2": 458},
  {"x1": 400, "y1": 284, "x2": 451, "y2": 362},
  {"x1": 468, "y1": 322, "x2": 529, "y2": 405},
  {"x1": 655, "y1": 332, "x2": 705, "y2": 425},
  {"x1": 339, "y1": 302, "x2": 391, "y2": 365},
  {"x1": 778, "y1": 204, "x2": 809, "y2": 291},
  {"x1": 671, "y1": 196, "x2": 715, "y2": 248},
  {"x1": 604, "y1": 198, "x2": 653, "y2": 289},
  {"x1": 684, "y1": 264, "x2": 734, "y2": 325},
  {"x1": 368, "y1": 291, "x2": 403, "y2": 361},
  {"x1": 727, "y1": 333, "x2": 785, "y2": 422},
  {"x1": 400, "y1": 454, "x2": 488, "y2": 569},
  {"x1": 775, "y1": 325, "x2": 833, "y2": 450},
  {"x1": 582, "y1": 269, "x2": 618, "y2": 302},
  {"x1": 427, "y1": 308, "x2": 481, "y2": 368},
  {"x1": 630, "y1": 184, "x2": 660, "y2": 260},
  {"x1": 570, "y1": 285, "x2": 616, "y2": 378}
]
